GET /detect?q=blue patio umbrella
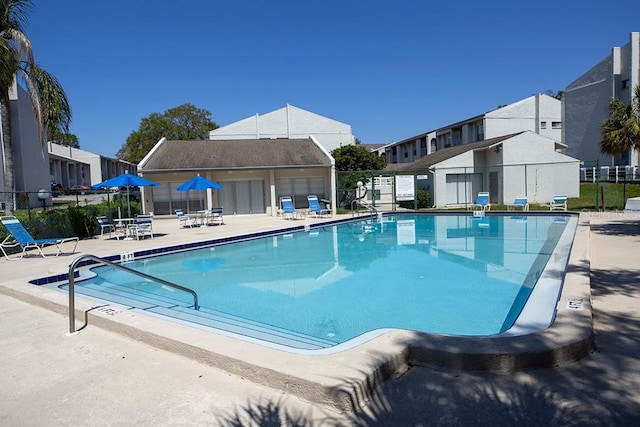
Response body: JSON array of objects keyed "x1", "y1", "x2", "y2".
[
  {"x1": 176, "y1": 174, "x2": 222, "y2": 191},
  {"x1": 92, "y1": 171, "x2": 160, "y2": 218},
  {"x1": 176, "y1": 174, "x2": 222, "y2": 211}
]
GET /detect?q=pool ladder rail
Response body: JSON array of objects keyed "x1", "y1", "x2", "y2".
[
  {"x1": 66, "y1": 254, "x2": 200, "y2": 335},
  {"x1": 351, "y1": 198, "x2": 377, "y2": 216}
]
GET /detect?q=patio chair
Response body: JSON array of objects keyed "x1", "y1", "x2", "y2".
[
  {"x1": 468, "y1": 192, "x2": 491, "y2": 211},
  {"x1": 130, "y1": 214, "x2": 154, "y2": 240},
  {"x1": 206, "y1": 207, "x2": 224, "y2": 226},
  {"x1": 175, "y1": 209, "x2": 197, "y2": 228},
  {"x1": 507, "y1": 197, "x2": 529, "y2": 211},
  {"x1": 550, "y1": 195, "x2": 568, "y2": 211},
  {"x1": 0, "y1": 216, "x2": 79, "y2": 260},
  {"x1": 96, "y1": 216, "x2": 124, "y2": 239},
  {"x1": 280, "y1": 196, "x2": 303, "y2": 220},
  {"x1": 307, "y1": 195, "x2": 331, "y2": 217}
]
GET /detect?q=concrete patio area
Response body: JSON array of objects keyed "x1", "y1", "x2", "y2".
[{"x1": 1, "y1": 212, "x2": 639, "y2": 425}]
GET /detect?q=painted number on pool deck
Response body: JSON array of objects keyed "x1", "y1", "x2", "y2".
[
  {"x1": 566, "y1": 298, "x2": 584, "y2": 310},
  {"x1": 95, "y1": 306, "x2": 122, "y2": 316}
]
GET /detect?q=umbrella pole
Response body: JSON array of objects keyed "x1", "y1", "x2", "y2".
[{"x1": 127, "y1": 187, "x2": 131, "y2": 218}]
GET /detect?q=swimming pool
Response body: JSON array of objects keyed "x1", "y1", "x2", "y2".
[{"x1": 61, "y1": 213, "x2": 577, "y2": 350}]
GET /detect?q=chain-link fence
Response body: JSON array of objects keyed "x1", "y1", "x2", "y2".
[
  {"x1": 336, "y1": 161, "x2": 583, "y2": 212},
  {"x1": 336, "y1": 170, "x2": 432, "y2": 213},
  {"x1": 0, "y1": 191, "x2": 50, "y2": 215}
]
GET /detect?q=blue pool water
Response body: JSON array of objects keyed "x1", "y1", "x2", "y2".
[{"x1": 68, "y1": 213, "x2": 576, "y2": 348}]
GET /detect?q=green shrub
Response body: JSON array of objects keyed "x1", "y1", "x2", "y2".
[{"x1": 398, "y1": 189, "x2": 431, "y2": 209}]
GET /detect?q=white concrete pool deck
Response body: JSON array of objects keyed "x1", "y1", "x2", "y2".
[{"x1": 1, "y1": 212, "x2": 639, "y2": 425}]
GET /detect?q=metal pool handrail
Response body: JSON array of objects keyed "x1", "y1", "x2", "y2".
[{"x1": 67, "y1": 254, "x2": 200, "y2": 335}]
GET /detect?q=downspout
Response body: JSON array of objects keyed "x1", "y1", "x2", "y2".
[
  {"x1": 255, "y1": 113, "x2": 260, "y2": 139},
  {"x1": 535, "y1": 93, "x2": 540, "y2": 133},
  {"x1": 286, "y1": 103, "x2": 291, "y2": 138}
]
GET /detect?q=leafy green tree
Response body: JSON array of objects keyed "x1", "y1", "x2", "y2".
[
  {"x1": 331, "y1": 144, "x2": 386, "y2": 171},
  {"x1": 600, "y1": 84, "x2": 640, "y2": 160},
  {"x1": 49, "y1": 129, "x2": 80, "y2": 148},
  {"x1": 117, "y1": 103, "x2": 218, "y2": 163},
  {"x1": 544, "y1": 89, "x2": 564, "y2": 100},
  {"x1": 331, "y1": 144, "x2": 386, "y2": 208},
  {"x1": 1, "y1": 0, "x2": 72, "y2": 196}
]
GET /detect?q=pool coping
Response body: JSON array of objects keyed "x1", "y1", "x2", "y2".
[{"x1": 0, "y1": 212, "x2": 593, "y2": 413}]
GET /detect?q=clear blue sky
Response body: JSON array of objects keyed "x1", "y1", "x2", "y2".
[{"x1": 26, "y1": 0, "x2": 640, "y2": 157}]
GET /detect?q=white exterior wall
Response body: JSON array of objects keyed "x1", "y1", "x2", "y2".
[
  {"x1": 431, "y1": 150, "x2": 477, "y2": 207},
  {"x1": 502, "y1": 132, "x2": 580, "y2": 203},
  {"x1": 209, "y1": 104, "x2": 355, "y2": 152},
  {"x1": 48, "y1": 143, "x2": 100, "y2": 184},
  {"x1": 485, "y1": 94, "x2": 561, "y2": 141},
  {"x1": 430, "y1": 132, "x2": 579, "y2": 207}
]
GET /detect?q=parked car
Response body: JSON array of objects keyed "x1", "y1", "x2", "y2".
[{"x1": 65, "y1": 184, "x2": 92, "y2": 195}]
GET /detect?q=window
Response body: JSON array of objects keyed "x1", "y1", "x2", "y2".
[
  {"x1": 622, "y1": 79, "x2": 630, "y2": 89},
  {"x1": 552, "y1": 121, "x2": 562, "y2": 129},
  {"x1": 540, "y1": 121, "x2": 547, "y2": 129}
]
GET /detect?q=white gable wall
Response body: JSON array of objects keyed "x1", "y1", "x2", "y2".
[
  {"x1": 502, "y1": 132, "x2": 580, "y2": 203},
  {"x1": 209, "y1": 104, "x2": 355, "y2": 152},
  {"x1": 485, "y1": 94, "x2": 561, "y2": 141}
]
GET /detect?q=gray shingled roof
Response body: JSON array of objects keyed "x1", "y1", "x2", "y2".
[
  {"x1": 141, "y1": 138, "x2": 332, "y2": 171},
  {"x1": 383, "y1": 133, "x2": 520, "y2": 172}
]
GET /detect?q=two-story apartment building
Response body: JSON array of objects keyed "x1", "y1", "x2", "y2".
[
  {"x1": 379, "y1": 94, "x2": 561, "y2": 164},
  {"x1": 48, "y1": 142, "x2": 136, "y2": 190}
]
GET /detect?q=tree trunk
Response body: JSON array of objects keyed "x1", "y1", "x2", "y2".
[{"x1": 1, "y1": 96, "x2": 14, "y2": 213}]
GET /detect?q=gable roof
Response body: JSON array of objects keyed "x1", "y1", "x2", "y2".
[
  {"x1": 141, "y1": 138, "x2": 332, "y2": 171},
  {"x1": 383, "y1": 133, "x2": 520, "y2": 172}
]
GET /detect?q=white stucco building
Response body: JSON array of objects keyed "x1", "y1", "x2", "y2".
[
  {"x1": 48, "y1": 142, "x2": 135, "y2": 189},
  {"x1": 209, "y1": 104, "x2": 355, "y2": 152},
  {"x1": 379, "y1": 94, "x2": 561, "y2": 164},
  {"x1": 563, "y1": 31, "x2": 640, "y2": 168},
  {"x1": 385, "y1": 132, "x2": 580, "y2": 207}
]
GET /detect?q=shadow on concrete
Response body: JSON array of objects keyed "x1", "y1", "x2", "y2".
[
  {"x1": 213, "y1": 255, "x2": 640, "y2": 426},
  {"x1": 590, "y1": 220, "x2": 640, "y2": 237}
]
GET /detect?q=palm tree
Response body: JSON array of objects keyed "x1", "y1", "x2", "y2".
[
  {"x1": 600, "y1": 84, "x2": 640, "y2": 162},
  {"x1": 1, "y1": 0, "x2": 72, "y2": 201}
]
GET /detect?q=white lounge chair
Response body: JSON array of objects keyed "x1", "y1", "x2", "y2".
[
  {"x1": 175, "y1": 209, "x2": 197, "y2": 228},
  {"x1": 468, "y1": 192, "x2": 491, "y2": 211},
  {"x1": 130, "y1": 214, "x2": 154, "y2": 239},
  {"x1": 507, "y1": 197, "x2": 529, "y2": 211},
  {"x1": 550, "y1": 195, "x2": 568, "y2": 211}
]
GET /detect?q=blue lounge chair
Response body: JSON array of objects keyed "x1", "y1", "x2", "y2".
[
  {"x1": 280, "y1": 196, "x2": 302, "y2": 220},
  {"x1": 507, "y1": 197, "x2": 529, "y2": 211},
  {"x1": 468, "y1": 192, "x2": 491, "y2": 211},
  {"x1": 0, "y1": 216, "x2": 79, "y2": 260},
  {"x1": 550, "y1": 195, "x2": 568, "y2": 211},
  {"x1": 307, "y1": 195, "x2": 331, "y2": 217}
]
